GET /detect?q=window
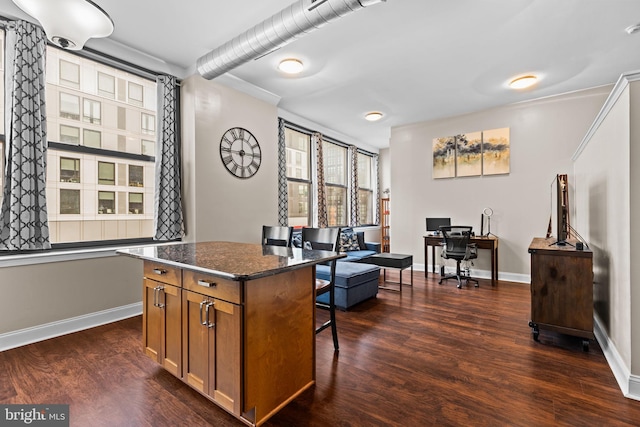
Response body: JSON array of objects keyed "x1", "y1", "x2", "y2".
[
  {"x1": 97, "y1": 72, "x2": 115, "y2": 98},
  {"x1": 60, "y1": 93, "x2": 80, "y2": 120},
  {"x1": 60, "y1": 125, "x2": 80, "y2": 144},
  {"x1": 98, "y1": 191, "x2": 115, "y2": 214},
  {"x1": 141, "y1": 113, "x2": 155, "y2": 135},
  {"x1": 128, "y1": 193, "x2": 144, "y2": 214},
  {"x1": 83, "y1": 98, "x2": 101, "y2": 124},
  {"x1": 323, "y1": 141, "x2": 348, "y2": 226},
  {"x1": 285, "y1": 127, "x2": 311, "y2": 227},
  {"x1": 83, "y1": 129, "x2": 101, "y2": 148},
  {"x1": 98, "y1": 161, "x2": 115, "y2": 185},
  {"x1": 128, "y1": 82, "x2": 143, "y2": 106},
  {"x1": 357, "y1": 152, "x2": 374, "y2": 225},
  {"x1": 59, "y1": 59, "x2": 80, "y2": 88},
  {"x1": 60, "y1": 189, "x2": 80, "y2": 214},
  {"x1": 142, "y1": 139, "x2": 155, "y2": 157},
  {"x1": 129, "y1": 165, "x2": 144, "y2": 187},
  {"x1": 60, "y1": 157, "x2": 80, "y2": 183}
]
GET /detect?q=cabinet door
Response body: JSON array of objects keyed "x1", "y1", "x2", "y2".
[
  {"x1": 182, "y1": 290, "x2": 210, "y2": 394},
  {"x1": 142, "y1": 279, "x2": 182, "y2": 377},
  {"x1": 182, "y1": 290, "x2": 241, "y2": 415}
]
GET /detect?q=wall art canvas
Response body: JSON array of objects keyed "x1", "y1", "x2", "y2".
[
  {"x1": 482, "y1": 127, "x2": 510, "y2": 175},
  {"x1": 432, "y1": 136, "x2": 456, "y2": 179},
  {"x1": 456, "y1": 131, "x2": 482, "y2": 177}
]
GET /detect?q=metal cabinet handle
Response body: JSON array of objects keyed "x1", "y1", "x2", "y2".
[
  {"x1": 205, "y1": 301, "x2": 216, "y2": 328},
  {"x1": 197, "y1": 279, "x2": 216, "y2": 288},
  {"x1": 155, "y1": 286, "x2": 165, "y2": 308},
  {"x1": 199, "y1": 300, "x2": 207, "y2": 326},
  {"x1": 153, "y1": 268, "x2": 167, "y2": 275}
]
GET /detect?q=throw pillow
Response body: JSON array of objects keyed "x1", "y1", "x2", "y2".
[
  {"x1": 339, "y1": 228, "x2": 361, "y2": 252},
  {"x1": 356, "y1": 232, "x2": 367, "y2": 250}
]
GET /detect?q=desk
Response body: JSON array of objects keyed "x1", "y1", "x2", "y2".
[{"x1": 423, "y1": 235, "x2": 499, "y2": 285}]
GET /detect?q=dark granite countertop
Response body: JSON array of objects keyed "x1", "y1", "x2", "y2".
[{"x1": 117, "y1": 241, "x2": 345, "y2": 281}]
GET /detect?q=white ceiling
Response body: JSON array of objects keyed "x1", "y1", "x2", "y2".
[{"x1": 2, "y1": 0, "x2": 640, "y2": 149}]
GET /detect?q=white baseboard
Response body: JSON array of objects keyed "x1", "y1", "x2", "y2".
[
  {"x1": 0, "y1": 302, "x2": 142, "y2": 352},
  {"x1": 414, "y1": 263, "x2": 530, "y2": 284},
  {"x1": 593, "y1": 313, "x2": 640, "y2": 401}
]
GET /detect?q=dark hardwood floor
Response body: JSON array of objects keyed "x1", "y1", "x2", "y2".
[{"x1": 2, "y1": 273, "x2": 639, "y2": 426}]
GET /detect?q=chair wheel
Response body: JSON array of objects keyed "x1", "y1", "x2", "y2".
[
  {"x1": 457, "y1": 283, "x2": 462, "y2": 289},
  {"x1": 474, "y1": 283, "x2": 479, "y2": 287}
]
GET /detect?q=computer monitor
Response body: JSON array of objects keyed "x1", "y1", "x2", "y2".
[{"x1": 426, "y1": 217, "x2": 451, "y2": 233}]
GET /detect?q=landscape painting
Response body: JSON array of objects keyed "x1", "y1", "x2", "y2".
[
  {"x1": 432, "y1": 136, "x2": 456, "y2": 179},
  {"x1": 482, "y1": 127, "x2": 510, "y2": 175},
  {"x1": 456, "y1": 131, "x2": 482, "y2": 177}
]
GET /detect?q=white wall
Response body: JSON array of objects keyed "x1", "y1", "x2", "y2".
[
  {"x1": 181, "y1": 75, "x2": 279, "y2": 243},
  {"x1": 389, "y1": 86, "x2": 611, "y2": 281},
  {"x1": 573, "y1": 75, "x2": 640, "y2": 395}
]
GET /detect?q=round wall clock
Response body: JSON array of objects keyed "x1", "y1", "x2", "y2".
[{"x1": 219, "y1": 127, "x2": 262, "y2": 179}]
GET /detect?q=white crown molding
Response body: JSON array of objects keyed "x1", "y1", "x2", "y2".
[{"x1": 572, "y1": 69, "x2": 640, "y2": 161}]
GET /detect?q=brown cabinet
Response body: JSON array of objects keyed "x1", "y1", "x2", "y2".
[
  {"x1": 380, "y1": 197, "x2": 390, "y2": 253},
  {"x1": 142, "y1": 266, "x2": 181, "y2": 377},
  {"x1": 182, "y1": 288, "x2": 241, "y2": 415},
  {"x1": 528, "y1": 237, "x2": 594, "y2": 350}
]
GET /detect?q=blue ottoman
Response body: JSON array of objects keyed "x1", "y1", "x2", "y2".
[{"x1": 316, "y1": 262, "x2": 380, "y2": 310}]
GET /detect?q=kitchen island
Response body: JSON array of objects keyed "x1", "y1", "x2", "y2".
[{"x1": 118, "y1": 241, "x2": 344, "y2": 426}]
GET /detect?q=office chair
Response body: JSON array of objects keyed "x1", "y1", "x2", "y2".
[
  {"x1": 302, "y1": 227, "x2": 340, "y2": 351},
  {"x1": 262, "y1": 225, "x2": 293, "y2": 247},
  {"x1": 439, "y1": 225, "x2": 479, "y2": 289}
]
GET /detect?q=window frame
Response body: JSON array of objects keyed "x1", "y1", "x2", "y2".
[
  {"x1": 284, "y1": 125, "x2": 313, "y2": 228},
  {"x1": 323, "y1": 140, "x2": 348, "y2": 227},
  {"x1": 357, "y1": 151, "x2": 375, "y2": 226}
]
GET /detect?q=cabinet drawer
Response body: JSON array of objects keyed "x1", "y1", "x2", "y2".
[
  {"x1": 183, "y1": 270, "x2": 240, "y2": 304},
  {"x1": 144, "y1": 262, "x2": 181, "y2": 286}
]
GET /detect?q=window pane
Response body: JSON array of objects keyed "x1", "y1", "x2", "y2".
[
  {"x1": 358, "y1": 189, "x2": 373, "y2": 225},
  {"x1": 287, "y1": 182, "x2": 310, "y2": 227},
  {"x1": 83, "y1": 129, "x2": 101, "y2": 148},
  {"x1": 60, "y1": 92, "x2": 80, "y2": 120},
  {"x1": 46, "y1": 46, "x2": 158, "y2": 244},
  {"x1": 141, "y1": 113, "x2": 155, "y2": 134},
  {"x1": 326, "y1": 186, "x2": 347, "y2": 227},
  {"x1": 358, "y1": 153, "x2": 372, "y2": 189},
  {"x1": 129, "y1": 165, "x2": 143, "y2": 187},
  {"x1": 60, "y1": 189, "x2": 80, "y2": 214},
  {"x1": 60, "y1": 125, "x2": 80, "y2": 144},
  {"x1": 59, "y1": 59, "x2": 80, "y2": 88},
  {"x1": 285, "y1": 128, "x2": 310, "y2": 180},
  {"x1": 98, "y1": 72, "x2": 115, "y2": 98},
  {"x1": 129, "y1": 82, "x2": 143, "y2": 105},
  {"x1": 83, "y1": 98, "x2": 101, "y2": 124},
  {"x1": 129, "y1": 192, "x2": 144, "y2": 214},
  {"x1": 142, "y1": 139, "x2": 155, "y2": 157},
  {"x1": 98, "y1": 191, "x2": 115, "y2": 214},
  {"x1": 323, "y1": 141, "x2": 347, "y2": 185},
  {"x1": 60, "y1": 157, "x2": 80, "y2": 183},
  {"x1": 98, "y1": 161, "x2": 115, "y2": 185}
]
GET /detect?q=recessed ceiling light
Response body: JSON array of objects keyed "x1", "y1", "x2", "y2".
[
  {"x1": 365, "y1": 111, "x2": 384, "y2": 121},
  {"x1": 278, "y1": 58, "x2": 304, "y2": 74},
  {"x1": 509, "y1": 75, "x2": 538, "y2": 90}
]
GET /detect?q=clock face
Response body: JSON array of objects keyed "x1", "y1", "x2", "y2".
[{"x1": 219, "y1": 127, "x2": 262, "y2": 179}]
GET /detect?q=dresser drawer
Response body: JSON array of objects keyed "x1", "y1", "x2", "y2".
[
  {"x1": 144, "y1": 261, "x2": 181, "y2": 287},
  {"x1": 183, "y1": 270, "x2": 240, "y2": 304}
]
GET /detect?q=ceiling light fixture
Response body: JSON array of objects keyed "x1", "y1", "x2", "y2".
[
  {"x1": 12, "y1": 0, "x2": 114, "y2": 50},
  {"x1": 278, "y1": 59, "x2": 304, "y2": 74},
  {"x1": 509, "y1": 75, "x2": 538, "y2": 90},
  {"x1": 625, "y1": 23, "x2": 640, "y2": 35},
  {"x1": 365, "y1": 112, "x2": 384, "y2": 122}
]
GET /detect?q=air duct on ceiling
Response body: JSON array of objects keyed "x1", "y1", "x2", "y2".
[{"x1": 196, "y1": 0, "x2": 386, "y2": 80}]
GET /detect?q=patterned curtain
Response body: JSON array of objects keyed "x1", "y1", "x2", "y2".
[
  {"x1": 153, "y1": 75, "x2": 184, "y2": 240},
  {"x1": 349, "y1": 145, "x2": 359, "y2": 226},
  {"x1": 0, "y1": 20, "x2": 50, "y2": 250},
  {"x1": 313, "y1": 133, "x2": 328, "y2": 228},
  {"x1": 374, "y1": 154, "x2": 380, "y2": 225},
  {"x1": 277, "y1": 118, "x2": 288, "y2": 226}
]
